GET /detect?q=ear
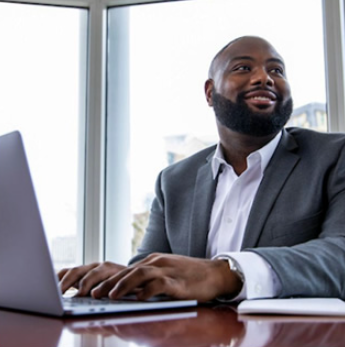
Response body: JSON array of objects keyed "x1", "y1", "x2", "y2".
[{"x1": 204, "y1": 79, "x2": 214, "y2": 106}]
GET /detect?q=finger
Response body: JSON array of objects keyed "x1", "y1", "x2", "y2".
[
  {"x1": 57, "y1": 268, "x2": 69, "y2": 281},
  {"x1": 91, "y1": 266, "x2": 139, "y2": 298},
  {"x1": 136, "y1": 277, "x2": 180, "y2": 300},
  {"x1": 76, "y1": 262, "x2": 127, "y2": 296},
  {"x1": 59, "y1": 263, "x2": 100, "y2": 294},
  {"x1": 131, "y1": 253, "x2": 170, "y2": 267},
  {"x1": 90, "y1": 276, "x2": 120, "y2": 299},
  {"x1": 108, "y1": 266, "x2": 166, "y2": 300}
]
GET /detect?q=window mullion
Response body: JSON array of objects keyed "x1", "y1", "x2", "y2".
[
  {"x1": 323, "y1": 0, "x2": 345, "y2": 132},
  {"x1": 83, "y1": 0, "x2": 107, "y2": 264}
]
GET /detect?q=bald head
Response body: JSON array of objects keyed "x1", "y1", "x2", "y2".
[{"x1": 208, "y1": 36, "x2": 284, "y2": 80}]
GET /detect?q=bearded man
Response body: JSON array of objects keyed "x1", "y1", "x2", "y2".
[{"x1": 60, "y1": 36, "x2": 345, "y2": 302}]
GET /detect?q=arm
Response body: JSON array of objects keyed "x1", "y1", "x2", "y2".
[
  {"x1": 130, "y1": 172, "x2": 172, "y2": 264},
  {"x1": 250, "y1": 141, "x2": 345, "y2": 298}
]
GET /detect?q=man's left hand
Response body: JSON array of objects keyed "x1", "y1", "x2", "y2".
[{"x1": 91, "y1": 253, "x2": 242, "y2": 302}]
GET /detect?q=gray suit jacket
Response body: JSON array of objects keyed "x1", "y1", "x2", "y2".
[{"x1": 130, "y1": 127, "x2": 345, "y2": 299}]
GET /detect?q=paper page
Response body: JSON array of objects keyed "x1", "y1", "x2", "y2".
[{"x1": 237, "y1": 298, "x2": 345, "y2": 316}]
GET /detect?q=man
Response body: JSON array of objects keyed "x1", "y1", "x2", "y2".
[{"x1": 59, "y1": 36, "x2": 345, "y2": 302}]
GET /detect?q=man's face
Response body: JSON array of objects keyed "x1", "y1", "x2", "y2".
[{"x1": 207, "y1": 37, "x2": 293, "y2": 136}]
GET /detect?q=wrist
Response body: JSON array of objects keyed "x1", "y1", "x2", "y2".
[{"x1": 216, "y1": 257, "x2": 245, "y2": 301}]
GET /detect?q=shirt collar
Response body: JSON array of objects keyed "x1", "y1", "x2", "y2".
[{"x1": 211, "y1": 131, "x2": 282, "y2": 179}]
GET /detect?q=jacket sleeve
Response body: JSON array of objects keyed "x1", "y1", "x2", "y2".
[
  {"x1": 249, "y1": 143, "x2": 345, "y2": 298},
  {"x1": 129, "y1": 171, "x2": 172, "y2": 264}
]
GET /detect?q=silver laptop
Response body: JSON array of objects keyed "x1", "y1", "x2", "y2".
[{"x1": 0, "y1": 131, "x2": 197, "y2": 316}]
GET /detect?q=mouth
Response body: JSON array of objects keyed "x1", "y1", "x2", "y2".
[{"x1": 243, "y1": 89, "x2": 278, "y2": 109}]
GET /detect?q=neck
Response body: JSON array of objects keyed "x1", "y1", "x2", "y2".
[{"x1": 218, "y1": 124, "x2": 279, "y2": 175}]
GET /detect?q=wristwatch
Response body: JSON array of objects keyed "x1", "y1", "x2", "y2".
[
  {"x1": 229, "y1": 256, "x2": 245, "y2": 282},
  {"x1": 217, "y1": 256, "x2": 245, "y2": 301}
]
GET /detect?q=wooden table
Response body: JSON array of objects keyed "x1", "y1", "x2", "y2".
[{"x1": 1, "y1": 304, "x2": 345, "y2": 347}]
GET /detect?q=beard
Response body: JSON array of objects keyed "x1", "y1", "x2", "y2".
[{"x1": 212, "y1": 90, "x2": 293, "y2": 137}]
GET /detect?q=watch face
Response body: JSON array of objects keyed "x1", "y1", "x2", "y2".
[
  {"x1": 228, "y1": 258, "x2": 245, "y2": 281},
  {"x1": 228, "y1": 258, "x2": 236, "y2": 269},
  {"x1": 229, "y1": 258, "x2": 238, "y2": 270}
]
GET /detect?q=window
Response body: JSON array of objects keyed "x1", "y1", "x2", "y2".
[
  {"x1": 1, "y1": 0, "x2": 344, "y2": 266},
  {"x1": 106, "y1": 0, "x2": 327, "y2": 262},
  {"x1": 0, "y1": 2, "x2": 87, "y2": 269}
]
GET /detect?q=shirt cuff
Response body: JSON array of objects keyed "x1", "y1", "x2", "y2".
[{"x1": 214, "y1": 251, "x2": 281, "y2": 301}]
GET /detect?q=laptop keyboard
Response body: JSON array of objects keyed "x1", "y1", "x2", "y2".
[{"x1": 63, "y1": 296, "x2": 137, "y2": 307}]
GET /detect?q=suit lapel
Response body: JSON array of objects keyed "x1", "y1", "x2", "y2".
[
  {"x1": 188, "y1": 153, "x2": 217, "y2": 258},
  {"x1": 241, "y1": 130, "x2": 300, "y2": 249}
]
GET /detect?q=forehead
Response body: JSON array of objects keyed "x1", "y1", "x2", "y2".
[{"x1": 218, "y1": 37, "x2": 284, "y2": 69}]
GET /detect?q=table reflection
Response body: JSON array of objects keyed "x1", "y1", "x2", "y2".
[
  {"x1": 0, "y1": 310, "x2": 63, "y2": 347},
  {"x1": 68, "y1": 305, "x2": 244, "y2": 347},
  {"x1": 239, "y1": 314, "x2": 345, "y2": 347},
  {"x1": 1, "y1": 305, "x2": 345, "y2": 347}
]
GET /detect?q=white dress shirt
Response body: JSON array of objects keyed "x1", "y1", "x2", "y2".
[{"x1": 207, "y1": 132, "x2": 282, "y2": 300}]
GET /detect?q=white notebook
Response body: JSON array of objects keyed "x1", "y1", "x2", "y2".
[{"x1": 237, "y1": 298, "x2": 345, "y2": 316}]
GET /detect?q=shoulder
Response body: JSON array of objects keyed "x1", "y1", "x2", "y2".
[
  {"x1": 160, "y1": 144, "x2": 216, "y2": 178},
  {"x1": 285, "y1": 126, "x2": 345, "y2": 141},
  {"x1": 284, "y1": 127, "x2": 345, "y2": 152}
]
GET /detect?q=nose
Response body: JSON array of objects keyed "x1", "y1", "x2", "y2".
[{"x1": 250, "y1": 68, "x2": 274, "y2": 87}]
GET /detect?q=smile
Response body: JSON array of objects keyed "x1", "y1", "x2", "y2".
[
  {"x1": 246, "y1": 96, "x2": 276, "y2": 107},
  {"x1": 250, "y1": 96, "x2": 272, "y2": 101},
  {"x1": 244, "y1": 89, "x2": 277, "y2": 101},
  {"x1": 243, "y1": 90, "x2": 277, "y2": 108}
]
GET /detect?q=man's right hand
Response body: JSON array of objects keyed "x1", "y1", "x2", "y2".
[{"x1": 58, "y1": 262, "x2": 127, "y2": 296}]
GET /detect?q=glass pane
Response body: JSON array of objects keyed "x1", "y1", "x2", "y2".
[
  {"x1": 0, "y1": 3, "x2": 87, "y2": 269},
  {"x1": 106, "y1": 0, "x2": 326, "y2": 262}
]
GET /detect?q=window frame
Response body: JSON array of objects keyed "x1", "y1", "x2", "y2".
[{"x1": 2, "y1": 0, "x2": 345, "y2": 263}]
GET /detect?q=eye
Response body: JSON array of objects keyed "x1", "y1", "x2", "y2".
[
  {"x1": 270, "y1": 67, "x2": 284, "y2": 75},
  {"x1": 234, "y1": 65, "x2": 251, "y2": 72}
]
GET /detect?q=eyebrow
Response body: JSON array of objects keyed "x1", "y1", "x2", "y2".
[{"x1": 230, "y1": 56, "x2": 285, "y2": 67}]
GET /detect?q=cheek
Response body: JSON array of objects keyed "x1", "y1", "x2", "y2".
[
  {"x1": 277, "y1": 80, "x2": 292, "y2": 100},
  {"x1": 216, "y1": 79, "x2": 244, "y2": 102}
]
